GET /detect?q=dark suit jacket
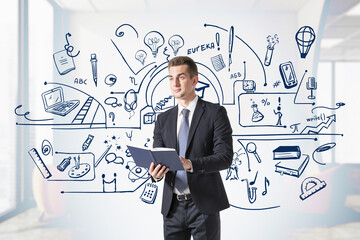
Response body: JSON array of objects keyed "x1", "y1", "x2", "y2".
[{"x1": 153, "y1": 97, "x2": 233, "y2": 216}]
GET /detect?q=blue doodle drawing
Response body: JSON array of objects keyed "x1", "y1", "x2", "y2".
[
  {"x1": 140, "y1": 183, "x2": 158, "y2": 204},
  {"x1": 246, "y1": 142, "x2": 262, "y2": 164},
  {"x1": 64, "y1": 33, "x2": 80, "y2": 58},
  {"x1": 300, "y1": 114, "x2": 336, "y2": 134},
  {"x1": 273, "y1": 97, "x2": 283, "y2": 126},
  {"x1": 168, "y1": 34, "x2": 184, "y2": 56},
  {"x1": 279, "y1": 61, "x2": 298, "y2": 89},
  {"x1": 312, "y1": 142, "x2": 336, "y2": 165},
  {"x1": 105, "y1": 152, "x2": 124, "y2": 165},
  {"x1": 228, "y1": 26, "x2": 234, "y2": 72},
  {"x1": 50, "y1": 151, "x2": 95, "y2": 181},
  {"x1": 124, "y1": 89, "x2": 138, "y2": 119},
  {"x1": 300, "y1": 177, "x2": 326, "y2": 200},
  {"x1": 204, "y1": 23, "x2": 267, "y2": 86},
  {"x1": 104, "y1": 74, "x2": 117, "y2": 86},
  {"x1": 104, "y1": 96, "x2": 122, "y2": 108},
  {"x1": 41, "y1": 87, "x2": 80, "y2": 117},
  {"x1": 211, "y1": 54, "x2": 226, "y2": 72},
  {"x1": 275, "y1": 154, "x2": 309, "y2": 178},
  {"x1": 144, "y1": 31, "x2": 165, "y2": 58},
  {"x1": 295, "y1": 26, "x2": 316, "y2": 59},
  {"x1": 28, "y1": 148, "x2": 52, "y2": 179},
  {"x1": 250, "y1": 101, "x2": 264, "y2": 123},
  {"x1": 90, "y1": 53, "x2": 98, "y2": 87},
  {"x1": 306, "y1": 77, "x2": 317, "y2": 99},
  {"x1": 53, "y1": 50, "x2": 75, "y2": 75},
  {"x1": 215, "y1": 32, "x2": 220, "y2": 50},
  {"x1": 135, "y1": 50, "x2": 147, "y2": 65},
  {"x1": 102, "y1": 173, "x2": 117, "y2": 192},
  {"x1": 264, "y1": 34, "x2": 279, "y2": 66},
  {"x1": 14, "y1": 105, "x2": 53, "y2": 122},
  {"x1": 125, "y1": 161, "x2": 149, "y2": 182},
  {"x1": 311, "y1": 102, "x2": 345, "y2": 113},
  {"x1": 108, "y1": 112, "x2": 115, "y2": 125},
  {"x1": 115, "y1": 23, "x2": 139, "y2": 38},
  {"x1": 241, "y1": 178, "x2": 257, "y2": 204},
  {"x1": 163, "y1": 47, "x2": 170, "y2": 62},
  {"x1": 41, "y1": 139, "x2": 53, "y2": 156},
  {"x1": 225, "y1": 148, "x2": 244, "y2": 181}
]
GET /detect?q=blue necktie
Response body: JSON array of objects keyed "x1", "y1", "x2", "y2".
[{"x1": 175, "y1": 109, "x2": 190, "y2": 193}]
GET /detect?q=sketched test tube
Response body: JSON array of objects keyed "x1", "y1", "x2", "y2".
[{"x1": 264, "y1": 46, "x2": 274, "y2": 66}]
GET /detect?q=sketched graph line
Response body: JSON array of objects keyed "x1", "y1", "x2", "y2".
[
  {"x1": 111, "y1": 39, "x2": 155, "y2": 76},
  {"x1": 300, "y1": 114, "x2": 336, "y2": 134}
]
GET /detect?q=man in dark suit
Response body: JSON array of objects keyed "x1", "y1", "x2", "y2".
[{"x1": 149, "y1": 56, "x2": 233, "y2": 240}]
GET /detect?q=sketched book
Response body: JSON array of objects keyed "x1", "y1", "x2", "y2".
[
  {"x1": 53, "y1": 50, "x2": 75, "y2": 75},
  {"x1": 275, "y1": 154, "x2": 309, "y2": 178},
  {"x1": 273, "y1": 146, "x2": 301, "y2": 159},
  {"x1": 127, "y1": 145, "x2": 184, "y2": 171}
]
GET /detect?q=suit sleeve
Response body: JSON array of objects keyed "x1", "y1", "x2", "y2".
[
  {"x1": 191, "y1": 106, "x2": 233, "y2": 173},
  {"x1": 153, "y1": 115, "x2": 165, "y2": 148}
]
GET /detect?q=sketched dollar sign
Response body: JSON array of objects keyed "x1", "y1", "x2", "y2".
[{"x1": 64, "y1": 33, "x2": 80, "y2": 58}]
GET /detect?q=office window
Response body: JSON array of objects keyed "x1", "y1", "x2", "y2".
[
  {"x1": 334, "y1": 62, "x2": 360, "y2": 163},
  {"x1": 0, "y1": 0, "x2": 18, "y2": 216}
]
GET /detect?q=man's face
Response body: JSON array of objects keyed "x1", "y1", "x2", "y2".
[{"x1": 168, "y1": 65, "x2": 198, "y2": 101}]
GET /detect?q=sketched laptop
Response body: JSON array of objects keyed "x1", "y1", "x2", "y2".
[{"x1": 41, "y1": 87, "x2": 80, "y2": 116}]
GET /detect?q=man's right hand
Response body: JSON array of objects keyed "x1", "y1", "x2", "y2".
[{"x1": 149, "y1": 162, "x2": 169, "y2": 180}]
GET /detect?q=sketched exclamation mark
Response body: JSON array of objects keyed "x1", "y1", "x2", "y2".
[{"x1": 216, "y1": 32, "x2": 220, "y2": 51}]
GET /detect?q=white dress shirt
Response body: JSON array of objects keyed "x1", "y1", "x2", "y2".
[{"x1": 174, "y1": 95, "x2": 199, "y2": 194}]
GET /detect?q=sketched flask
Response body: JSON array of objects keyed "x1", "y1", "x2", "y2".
[{"x1": 251, "y1": 103, "x2": 264, "y2": 122}]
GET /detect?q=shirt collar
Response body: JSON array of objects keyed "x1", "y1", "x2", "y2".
[{"x1": 178, "y1": 95, "x2": 199, "y2": 116}]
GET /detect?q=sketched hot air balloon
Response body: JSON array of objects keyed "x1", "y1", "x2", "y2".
[{"x1": 295, "y1": 26, "x2": 316, "y2": 59}]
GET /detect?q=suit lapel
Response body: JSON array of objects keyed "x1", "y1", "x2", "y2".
[
  {"x1": 187, "y1": 98, "x2": 205, "y2": 150},
  {"x1": 167, "y1": 105, "x2": 178, "y2": 151}
]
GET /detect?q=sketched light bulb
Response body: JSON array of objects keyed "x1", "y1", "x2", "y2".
[
  {"x1": 135, "y1": 50, "x2": 147, "y2": 65},
  {"x1": 168, "y1": 35, "x2": 184, "y2": 56},
  {"x1": 295, "y1": 26, "x2": 316, "y2": 59},
  {"x1": 144, "y1": 31, "x2": 165, "y2": 58}
]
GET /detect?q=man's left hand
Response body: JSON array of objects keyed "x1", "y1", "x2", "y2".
[{"x1": 179, "y1": 156, "x2": 192, "y2": 171}]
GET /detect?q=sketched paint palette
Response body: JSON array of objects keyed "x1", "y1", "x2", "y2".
[{"x1": 49, "y1": 152, "x2": 95, "y2": 181}]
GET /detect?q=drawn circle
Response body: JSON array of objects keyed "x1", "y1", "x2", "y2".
[
  {"x1": 41, "y1": 140, "x2": 53, "y2": 156},
  {"x1": 315, "y1": 143, "x2": 336, "y2": 153},
  {"x1": 246, "y1": 142, "x2": 257, "y2": 153},
  {"x1": 105, "y1": 74, "x2": 117, "y2": 86}
]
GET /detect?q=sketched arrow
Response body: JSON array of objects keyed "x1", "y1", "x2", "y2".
[{"x1": 300, "y1": 114, "x2": 336, "y2": 134}]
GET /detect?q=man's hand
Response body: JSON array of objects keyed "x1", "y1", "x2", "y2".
[
  {"x1": 149, "y1": 162, "x2": 169, "y2": 180},
  {"x1": 179, "y1": 156, "x2": 192, "y2": 171}
]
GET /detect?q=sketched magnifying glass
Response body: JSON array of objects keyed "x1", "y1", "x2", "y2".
[{"x1": 246, "y1": 142, "x2": 262, "y2": 163}]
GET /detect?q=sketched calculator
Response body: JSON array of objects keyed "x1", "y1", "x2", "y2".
[{"x1": 41, "y1": 87, "x2": 80, "y2": 116}]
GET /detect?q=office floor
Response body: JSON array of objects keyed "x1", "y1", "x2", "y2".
[
  {"x1": 0, "y1": 208, "x2": 76, "y2": 240},
  {"x1": 0, "y1": 195, "x2": 359, "y2": 240}
]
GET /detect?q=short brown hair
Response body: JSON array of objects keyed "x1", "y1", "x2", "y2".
[{"x1": 168, "y1": 56, "x2": 198, "y2": 78}]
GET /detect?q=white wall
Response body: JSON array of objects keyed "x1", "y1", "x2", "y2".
[{"x1": 21, "y1": 1, "x2": 357, "y2": 239}]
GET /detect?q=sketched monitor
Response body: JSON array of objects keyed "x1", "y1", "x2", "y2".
[{"x1": 41, "y1": 87, "x2": 80, "y2": 116}]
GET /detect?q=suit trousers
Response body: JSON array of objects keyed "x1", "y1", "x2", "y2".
[{"x1": 163, "y1": 195, "x2": 220, "y2": 240}]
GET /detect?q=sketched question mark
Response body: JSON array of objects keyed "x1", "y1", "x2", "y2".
[{"x1": 109, "y1": 112, "x2": 115, "y2": 125}]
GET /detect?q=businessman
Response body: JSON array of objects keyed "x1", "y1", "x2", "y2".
[{"x1": 149, "y1": 56, "x2": 233, "y2": 240}]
